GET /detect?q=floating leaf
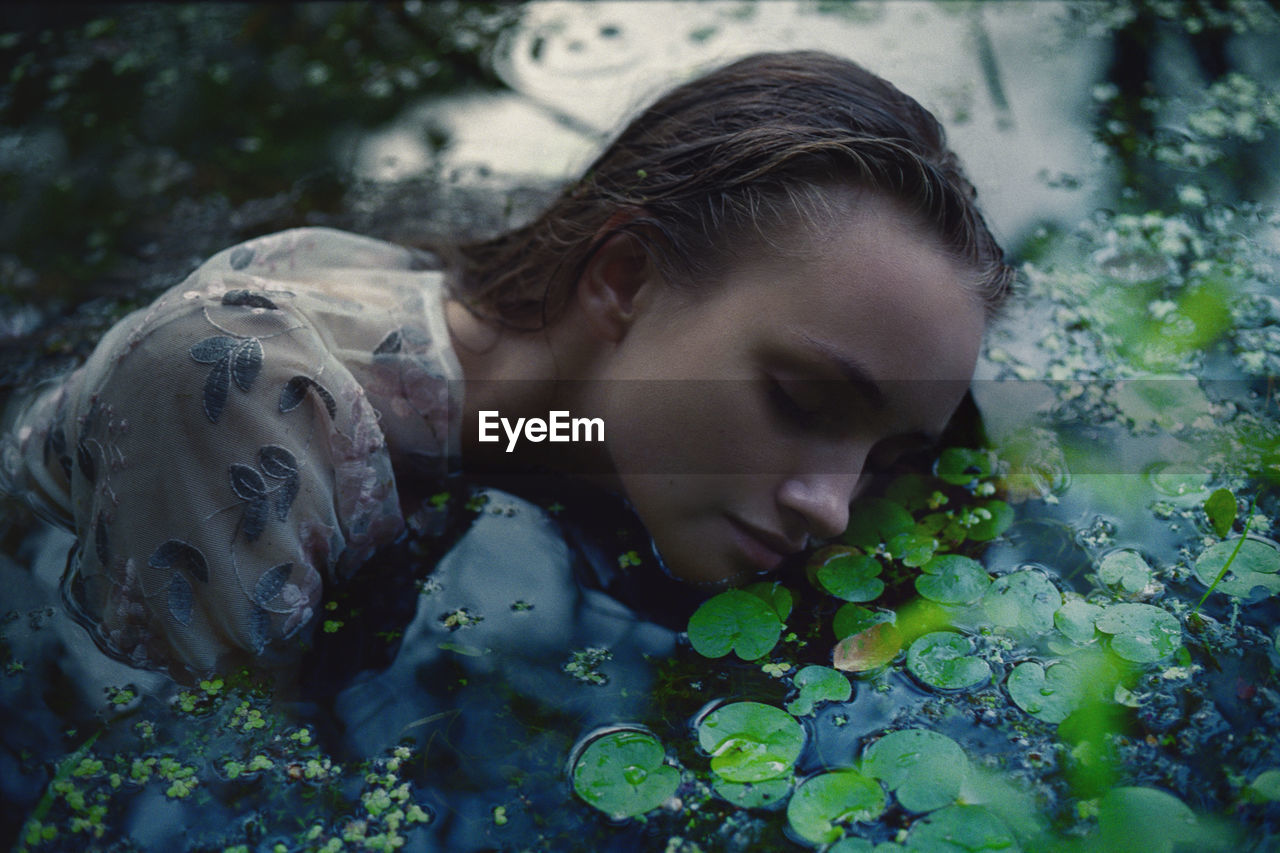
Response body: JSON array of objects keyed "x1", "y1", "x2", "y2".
[
  {"x1": 935, "y1": 447, "x2": 993, "y2": 485},
  {"x1": 786, "y1": 770, "x2": 885, "y2": 845},
  {"x1": 1007, "y1": 660, "x2": 1084, "y2": 723},
  {"x1": 813, "y1": 549, "x2": 884, "y2": 602},
  {"x1": 1193, "y1": 538, "x2": 1280, "y2": 599},
  {"x1": 1095, "y1": 603, "x2": 1182, "y2": 663},
  {"x1": 832, "y1": 604, "x2": 893, "y2": 640},
  {"x1": 916, "y1": 555, "x2": 990, "y2": 605},
  {"x1": 966, "y1": 499, "x2": 1014, "y2": 541},
  {"x1": 713, "y1": 777, "x2": 791, "y2": 809},
  {"x1": 833, "y1": 621, "x2": 902, "y2": 673},
  {"x1": 982, "y1": 570, "x2": 1061, "y2": 636},
  {"x1": 254, "y1": 562, "x2": 293, "y2": 607},
  {"x1": 149, "y1": 539, "x2": 209, "y2": 583},
  {"x1": 906, "y1": 631, "x2": 991, "y2": 690},
  {"x1": 745, "y1": 581, "x2": 793, "y2": 622},
  {"x1": 886, "y1": 530, "x2": 937, "y2": 567},
  {"x1": 863, "y1": 729, "x2": 967, "y2": 812},
  {"x1": 1054, "y1": 600, "x2": 1103, "y2": 644},
  {"x1": 190, "y1": 335, "x2": 237, "y2": 363},
  {"x1": 231, "y1": 338, "x2": 263, "y2": 392},
  {"x1": 571, "y1": 729, "x2": 679, "y2": 819},
  {"x1": 1204, "y1": 489, "x2": 1237, "y2": 538},
  {"x1": 697, "y1": 702, "x2": 804, "y2": 784},
  {"x1": 1246, "y1": 770, "x2": 1280, "y2": 803},
  {"x1": 229, "y1": 463, "x2": 267, "y2": 500},
  {"x1": 1095, "y1": 787, "x2": 1209, "y2": 852},
  {"x1": 687, "y1": 590, "x2": 783, "y2": 661},
  {"x1": 786, "y1": 666, "x2": 851, "y2": 716},
  {"x1": 904, "y1": 804, "x2": 1017, "y2": 851},
  {"x1": 843, "y1": 498, "x2": 913, "y2": 550},
  {"x1": 1098, "y1": 549, "x2": 1154, "y2": 593},
  {"x1": 222, "y1": 289, "x2": 277, "y2": 309},
  {"x1": 168, "y1": 573, "x2": 193, "y2": 626}
]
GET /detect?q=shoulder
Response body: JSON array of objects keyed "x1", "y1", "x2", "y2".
[{"x1": 201, "y1": 228, "x2": 437, "y2": 279}]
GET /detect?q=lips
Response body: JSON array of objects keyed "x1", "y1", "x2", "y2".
[{"x1": 728, "y1": 516, "x2": 805, "y2": 572}]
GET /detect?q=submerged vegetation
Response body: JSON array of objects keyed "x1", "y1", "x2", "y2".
[{"x1": 3, "y1": 1, "x2": 1280, "y2": 851}]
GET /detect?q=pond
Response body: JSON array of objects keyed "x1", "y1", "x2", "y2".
[{"x1": 2, "y1": 2, "x2": 1280, "y2": 851}]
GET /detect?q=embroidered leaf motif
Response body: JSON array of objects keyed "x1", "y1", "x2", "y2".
[
  {"x1": 149, "y1": 539, "x2": 210, "y2": 583},
  {"x1": 190, "y1": 336, "x2": 238, "y2": 364},
  {"x1": 248, "y1": 606, "x2": 271, "y2": 653},
  {"x1": 231, "y1": 338, "x2": 264, "y2": 391},
  {"x1": 259, "y1": 445, "x2": 298, "y2": 479},
  {"x1": 243, "y1": 496, "x2": 269, "y2": 541},
  {"x1": 222, "y1": 289, "x2": 277, "y2": 310},
  {"x1": 94, "y1": 513, "x2": 110, "y2": 566},
  {"x1": 279, "y1": 376, "x2": 337, "y2": 419},
  {"x1": 203, "y1": 357, "x2": 232, "y2": 423},
  {"x1": 274, "y1": 477, "x2": 300, "y2": 521},
  {"x1": 169, "y1": 573, "x2": 193, "y2": 626},
  {"x1": 76, "y1": 439, "x2": 96, "y2": 482},
  {"x1": 254, "y1": 562, "x2": 293, "y2": 606},
  {"x1": 228, "y1": 246, "x2": 255, "y2": 270},
  {"x1": 374, "y1": 329, "x2": 403, "y2": 355},
  {"x1": 229, "y1": 463, "x2": 267, "y2": 500}
]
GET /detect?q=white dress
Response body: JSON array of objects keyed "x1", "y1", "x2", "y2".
[{"x1": 1, "y1": 228, "x2": 463, "y2": 677}]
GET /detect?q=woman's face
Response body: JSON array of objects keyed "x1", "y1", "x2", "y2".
[{"x1": 588, "y1": 192, "x2": 987, "y2": 587}]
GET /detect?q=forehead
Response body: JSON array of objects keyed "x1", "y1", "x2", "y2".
[{"x1": 710, "y1": 190, "x2": 985, "y2": 424}]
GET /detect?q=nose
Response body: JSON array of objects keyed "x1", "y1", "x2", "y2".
[{"x1": 776, "y1": 473, "x2": 855, "y2": 541}]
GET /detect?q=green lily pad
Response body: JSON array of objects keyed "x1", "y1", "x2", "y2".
[
  {"x1": 828, "y1": 838, "x2": 877, "y2": 853},
  {"x1": 906, "y1": 632, "x2": 992, "y2": 690},
  {"x1": 904, "y1": 804, "x2": 1018, "y2": 852},
  {"x1": 1096, "y1": 787, "x2": 1207, "y2": 852},
  {"x1": 786, "y1": 770, "x2": 886, "y2": 845},
  {"x1": 935, "y1": 447, "x2": 995, "y2": 485},
  {"x1": 697, "y1": 702, "x2": 804, "y2": 783},
  {"x1": 833, "y1": 604, "x2": 894, "y2": 640},
  {"x1": 1246, "y1": 769, "x2": 1280, "y2": 803},
  {"x1": 745, "y1": 580, "x2": 794, "y2": 622},
  {"x1": 916, "y1": 555, "x2": 991, "y2": 605},
  {"x1": 1098, "y1": 549, "x2": 1154, "y2": 593},
  {"x1": 571, "y1": 729, "x2": 679, "y2": 819},
  {"x1": 863, "y1": 729, "x2": 967, "y2": 812},
  {"x1": 1007, "y1": 660, "x2": 1084, "y2": 723},
  {"x1": 843, "y1": 498, "x2": 914, "y2": 550},
  {"x1": 982, "y1": 570, "x2": 1061, "y2": 636},
  {"x1": 814, "y1": 549, "x2": 885, "y2": 602},
  {"x1": 1054, "y1": 599, "x2": 1103, "y2": 644},
  {"x1": 965, "y1": 500, "x2": 1015, "y2": 542},
  {"x1": 1095, "y1": 603, "x2": 1182, "y2": 663},
  {"x1": 713, "y1": 776, "x2": 792, "y2": 809},
  {"x1": 786, "y1": 665, "x2": 852, "y2": 716},
  {"x1": 687, "y1": 590, "x2": 783, "y2": 660},
  {"x1": 1204, "y1": 488, "x2": 1237, "y2": 538},
  {"x1": 887, "y1": 530, "x2": 937, "y2": 568},
  {"x1": 1192, "y1": 538, "x2": 1280, "y2": 600}
]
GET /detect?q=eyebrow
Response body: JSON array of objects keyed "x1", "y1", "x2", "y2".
[{"x1": 796, "y1": 333, "x2": 888, "y2": 411}]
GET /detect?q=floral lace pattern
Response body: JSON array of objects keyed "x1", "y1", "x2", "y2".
[{"x1": 1, "y1": 228, "x2": 462, "y2": 678}]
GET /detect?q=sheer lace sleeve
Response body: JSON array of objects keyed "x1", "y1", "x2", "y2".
[{"x1": 2, "y1": 228, "x2": 462, "y2": 678}]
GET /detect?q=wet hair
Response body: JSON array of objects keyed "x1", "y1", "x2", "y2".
[{"x1": 446, "y1": 50, "x2": 1014, "y2": 328}]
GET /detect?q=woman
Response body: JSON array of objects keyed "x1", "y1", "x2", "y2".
[{"x1": 0, "y1": 51, "x2": 1013, "y2": 679}]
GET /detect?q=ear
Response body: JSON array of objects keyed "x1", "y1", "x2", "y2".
[{"x1": 576, "y1": 229, "x2": 657, "y2": 342}]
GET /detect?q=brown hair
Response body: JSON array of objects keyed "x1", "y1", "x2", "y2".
[{"x1": 446, "y1": 50, "x2": 1014, "y2": 328}]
